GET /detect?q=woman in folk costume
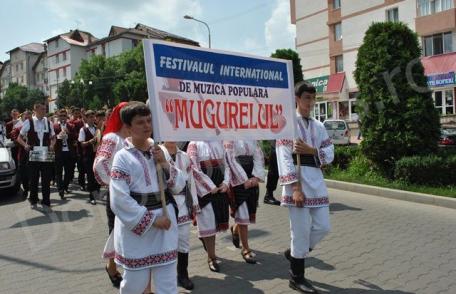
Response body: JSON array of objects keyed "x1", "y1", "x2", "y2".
[
  {"x1": 108, "y1": 102, "x2": 185, "y2": 294},
  {"x1": 277, "y1": 81, "x2": 334, "y2": 294},
  {"x1": 225, "y1": 140, "x2": 265, "y2": 264},
  {"x1": 186, "y1": 140, "x2": 231, "y2": 272},
  {"x1": 162, "y1": 141, "x2": 201, "y2": 290},
  {"x1": 94, "y1": 102, "x2": 129, "y2": 288}
]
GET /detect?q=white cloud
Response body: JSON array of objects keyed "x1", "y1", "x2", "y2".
[{"x1": 264, "y1": 0, "x2": 296, "y2": 52}]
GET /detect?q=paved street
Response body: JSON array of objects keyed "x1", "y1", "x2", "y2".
[{"x1": 0, "y1": 183, "x2": 455, "y2": 294}]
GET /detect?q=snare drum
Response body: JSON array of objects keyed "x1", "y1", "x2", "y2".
[{"x1": 29, "y1": 147, "x2": 55, "y2": 162}]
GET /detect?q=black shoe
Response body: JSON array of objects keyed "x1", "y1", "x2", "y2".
[
  {"x1": 64, "y1": 188, "x2": 71, "y2": 194},
  {"x1": 264, "y1": 195, "x2": 281, "y2": 205},
  {"x1": 208, "y1": 258, "x2": 219, "y2": 272},
  {"x1": 177, "y1": 252, "x2": 194, "y2": 290},
  {"x1": 289, "y1": 278, "x2": 319, "y2": 293},
  {"x1": 59, "y1": 190, "x2": 65, "y2": 200},
  {"x1": 80, "y1": 186, "x2": 86, "y2": 191},
  {"x1": 284, "y1": 248, "x2": 291, "y2": 261},
  {"x1": 89, "y1": 199, "x2": 96, "y2": 205},
  {"x1": 30, "y1": 203, "x2": 38, "y2": 210},
  {"x1": 22, "y1": 190, "x2": 29, "y2": 199}
]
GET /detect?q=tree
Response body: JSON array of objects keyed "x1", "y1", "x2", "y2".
[
  {"x1": 0, "y1": 83, "x2": 46, "y2": 115},
  {"x1": 354, "y1": 22, "x2": 440, "y2": 175},
  {"x1": 271, "y1": 48, "x2": 303, "y2": 84}
]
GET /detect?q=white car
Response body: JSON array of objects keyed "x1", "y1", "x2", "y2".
[
  {"x1": 0, "y1": 141, "x2": 19, "y2": 195},
  {"x1": 323, "y1": 119, "x2": 351, "y2": 145}
]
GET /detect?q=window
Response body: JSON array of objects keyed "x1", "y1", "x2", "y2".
[
  {"x1": 434, "y1": 90, "x2": 455, "y2": 115},
  {"x1": 333, "y1": 0, "x2": 341, "y2": 9},
  {"x1": 386, "y1": 8, "x2": 399, "y2": 22},
  {"x1": 335, "y1": 55, "x2": 344, "y2": 72},
  {"x1": 424, "y1": 32, "x2": 453, "y2": 56},
  {"x1": 419, "y1": 0, "x2": 453, "y2": 16},
  {"x1": 334, "y1": 23, "x2": 342, "y2": 41},
  {"x1": 63, "y1": 67, "x2": 67, "y2": 77},
  {"x1": 20, "y1": 62, "x2": 23, "y2": 71},
  {"x1": 63, "y1": 51, "x2": 67, "y2": 61},
  {"x1": 445, "y1": 90, "x2": 454, "y2": 114},
  {"x1": 55, "y1": 54, "x2": 59, "y2": 63}
]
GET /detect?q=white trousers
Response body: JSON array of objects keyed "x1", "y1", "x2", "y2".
[
  {"x1": 120, "y1": 262, "x2": 177, "y2": 294},
  {"x1": 289, "y1": 206, "x2": 331, "y2": 258},
  {"x1": 178, "y1": 223, "x2": 191, "y2": 253}
]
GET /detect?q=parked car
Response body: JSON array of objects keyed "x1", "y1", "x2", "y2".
[
  {"x1": 323, "y1": 119, "x2": 350, "y2": 145},
  {"x1": 439, "y1": 127, "x2": 456, "y2": 146},
  {"x1": 0, "y1": 141, "x2": 19, "y2": 196}
]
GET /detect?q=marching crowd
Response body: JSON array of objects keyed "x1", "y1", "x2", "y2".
[{"x1": 1, "y1": 81, "x2": 334, "y2": 294}]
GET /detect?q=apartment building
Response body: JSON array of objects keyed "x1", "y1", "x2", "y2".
[
  {"x1": 6, "y1": 43, "x2": 45, "y2": 89},
  {"x1": 0, "y1": 60, "x2": 11, "y2": 99},
  {"x1": 290, "y1": 0, "x2": 456, "y2": 122},
  {"x1": 32, "y1": 52, "x2": 49, "y2": 97}
]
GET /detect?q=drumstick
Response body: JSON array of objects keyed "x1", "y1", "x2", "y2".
[{"x1": 154, "y1": 142, "x2": 169, "y2": 219}]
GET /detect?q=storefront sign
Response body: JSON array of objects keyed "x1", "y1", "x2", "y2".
[
  {"x1": 427, "y1": 72, "x2": 455, "y2": 88},
  {"x1": 306, "y1": 75, "x2": 329, "y2": 93}
]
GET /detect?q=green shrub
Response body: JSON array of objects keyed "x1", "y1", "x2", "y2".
[{"x1": 333, "y1": 145, "x2": 359, "y2": 170}]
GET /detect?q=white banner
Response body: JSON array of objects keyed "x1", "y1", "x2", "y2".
[{"x1": 143, "y1": 39, "x2": 296, "y2": 141}]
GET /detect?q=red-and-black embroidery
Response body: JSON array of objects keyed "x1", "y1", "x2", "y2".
[
  {"x1": 111, "y1": 169, "x2": 131, "y2": 184},
  {"x1": 132, "y1": 210, "x2": 154, "y2": 236},
  {"x1": 115, "y1": 250, "x2": 177, "y2": 269}
]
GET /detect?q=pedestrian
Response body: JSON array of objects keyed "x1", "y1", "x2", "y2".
[
  {"x1": 54, "y1": 109, "x2": 76, "y2": 199},
  {"x1": 263, "y1": 140, "x2": 281, "y2": 205},
  {"x1": 225, "y1": 140, "x2": 265, "y2": 264},
  {"x1": 187, "y1": 140, "x2": 231, "y2": 273},
  {"x1": 78, "y1": 110, "x2": 100, "y2": 205},
  {"x1": 69, "y1": 107, "x2": 86, "y2": 190},
  {"x1": 162, "y1": 141, "x2": 201, "y2": 290},
  {"x1": 16, "y1": 102, "x2": 56, "y2": 211},
  {"x1": 109, "y1": 101, "x2": 185, "y2": 294},
  {"x1": 10, "y1": 111, "x2": 32, "y2": 198},
  {"x1": 94, "y1": 102, "x2": 129, "y2": 288},
  {"x1": 277, "y1": 81, "x2": 334, "y2": 293}
]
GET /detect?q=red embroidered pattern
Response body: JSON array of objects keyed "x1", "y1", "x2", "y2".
[
  {"x1": 279, "y1": 173, "x2": 298, "y2": 184},
  {"x1": 193, "y1": 170, "x2": 213, "y2": 194},
  {"x1": 320, "y1": 138, "x2": 333, "y2": 149},
  {"x1": 132, "y1": 150, "x2": 151, "y2": 186},
  {"x1": 319, "y1": 149, "x2": 327, "y2": 165},
  {"x1": 103, "y1": 251, "x2": 115, "y2": 259},
  {"x1": 96, "y1": 139, "x2": 116, "y2": 158},
  {"x1": 132, "y1": 210, "x2": 154, "y2": 236},
  {"x1": 111, "y1": 169, "x2": 131, "y2": 184},
  {"x1": 281, "y1": 196, "x2": 329, "y2": 206},
  {"x1": 115, "y1": 250, "x2": 177, "y2": 269},
  {"x1": 276, "y1": 139, "x2": 293, "y2": 147},
  {"x1": 167, "y1": 163, "x2": 177, "y2": 187},
  {"x1": 177, "y1": 214, "x2": 192, "y2": 224},
  {"x1": 234, "y1": 217, "x2": 251, "y2": 225},
  {"x1": 199, "y1": 228, "x2": 217, "y2": 237},
  {"x1": 187, "y1": 143, "x2": 198, "y2": 157}
]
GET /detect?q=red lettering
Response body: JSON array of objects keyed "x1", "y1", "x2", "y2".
[
  {"x1": 203, "y1": 99, "x2": 215, "y2": 129},
  {"x1": 189, "y1": 100, "x2": 203, "y2": 129},
  {"x1": 228, "y1": 102, "x2": 239, "y2": 130},
  {"x1": 239, "y1": 102, "x2": 249, "y2": 129},
  {"x1": 216, "y1": 101, "x2": 228, "y2": 129},
  {"x1": 174, "y1": 99, "x2": 189, "y2": 129},
  {"x1": 249, "y1": 103, "x2": 257, "y2": 129},
  {"x1": 258, "y1": 104, "x2": 268, "y2": 129}
]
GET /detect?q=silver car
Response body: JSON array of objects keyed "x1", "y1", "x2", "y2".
[
  {"x1": 323, "y1": 119, "x2": 351, "y2": 145},
  {"x1": 0, "y1": 140, "x2": 19, "y2": 195}
]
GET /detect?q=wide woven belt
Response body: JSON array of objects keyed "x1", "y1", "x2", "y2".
[
  {"x1": 236, "y1": 155, "x2": 253, "y2": 166},
  {"x1": 130, "y1": 191, "x2": 171, "y2": 210},
  {"x1": 292, "y1": 154, "x2": 321, "y2": 168}
]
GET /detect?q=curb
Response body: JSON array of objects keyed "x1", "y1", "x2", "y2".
[{"x1": 325, "y1": 179, "x2": 456, "y2": 210}]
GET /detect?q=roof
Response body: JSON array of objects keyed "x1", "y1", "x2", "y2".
[
  {"x1": 44, "y1": 29, "x2": 98, "y2": 47},
  {"x1": 326, "y1": 72, "x2": 345, "y2": 93},
  {"x1": 421, "y1": 52, "x2": 456, "y2": 76},
  {"x1": 0, "y1": 60, "x2": 10, "y2": 77},
  {"x1": 7, "y1": 42, "x2": 45, "y2": 54},
  {"x1": 135, "y1": 23, "x2": 199, "y2": 46},
  {"x1": 89, "y1": 26, "x2": 149, "y2": 47}
]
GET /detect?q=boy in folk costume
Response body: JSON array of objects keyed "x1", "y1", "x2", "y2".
[
  {"x1": 78, "y1": 110, "x2": 100, "y2": 205},
  {"x1": 162, "y1": 141, "x2": 201, "y2": 290},
  {"x1": 276, "y1": 81, "x2": 334, "y2": 293},
  {"x1": 225, "y1": 140, "x2": 265, "y2": 264},
  {"x1": 109, "y1": 102, "x2": 185, "y2": 294},
  {"x1": 94, "y1": 102, "x2": 129, "y2": 288},
  {"x1": 187, "y1": 140, "x2": 231, "y2": 273}
]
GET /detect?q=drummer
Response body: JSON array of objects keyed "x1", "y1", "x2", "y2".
[{"x1": 16, "y1": 102, "x2": 56, "y2": 211}]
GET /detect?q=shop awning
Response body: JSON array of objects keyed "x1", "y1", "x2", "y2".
[
  {"x1": 325, "y1": 72, "x2": 345, "y2": 94},
  {"x1": 421, "y1": 52, "x2": 456, "y2": 75}
]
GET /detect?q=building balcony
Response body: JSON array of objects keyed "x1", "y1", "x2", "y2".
[{"x1": 415, "y1": 8, "x2": 456, "y2": 37}]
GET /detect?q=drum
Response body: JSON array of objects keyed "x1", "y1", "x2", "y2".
[{"x1": 29, "y1": 149, "x2": 55, "y2": 162}]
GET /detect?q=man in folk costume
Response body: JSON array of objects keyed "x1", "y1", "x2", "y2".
[
  {"x1": 94, "y1": 102, "x2": 129, "y2": 288},
  {"x1": 78, "y1": 110, "x2": 100, "y2": 205},
  {"x1": 69, "y1": 107, "x2": 86, "y2": 190},
  {"x1": 225, "y1": 140, "x2": 265, "y2": 264},
  {"x1": 109, "y1": 102, "x2": 185, "y2": 294},
  {"x1": 187, "y1": 140, "x2": 231, "y2": 272},
  {"x1": 5, "y1": 109, "x2": 20, "y2": 166},
  {"x1": 16, "y1": 102, "x2": 56, "y2": 211},
  {"x1": 10, "y1": 111, "x2": 32, "y2": 198},
  {"x1": 162, "y1": 141, "x2": 201, "y2": 290},
  {"x1": 54, "y1": 109, "x2": 77, "y2": 199},
  {"x1": 277, "y1": 81, "x2": 334, "y2": 293}
]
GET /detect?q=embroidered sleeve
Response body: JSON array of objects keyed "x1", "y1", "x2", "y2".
[
  {"x1": 276, "y1": 139, "x2": 298, "y2": 185},
  {"x1": 187, "y1": 142, "x2": 216, "y2": 197},
  {"x1": 131, "y1": 210, "x2": 155, "y2": 236},
  {"x1": 166, "y1": 160, "x2": 186, "y2": 194},
  {"x1": 224, "y1": 141, "x2": 248, "y2": 187},
  {"x1": 93, "y1": 137, "x2": 117, "y2": 186},
  {"x1": 252, "y1": 141, "x2": 266, "y2": 182},
  {"x1": 317, "y1": 125, "x2": 334, "y2": 166}
]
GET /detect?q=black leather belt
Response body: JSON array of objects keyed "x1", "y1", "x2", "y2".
[
  {"x1": 130, "y1": 191, "x2": 172, "y2": 210},
  {"x1": 292, "y1": 154, "x2": 321, "y2": 168}
]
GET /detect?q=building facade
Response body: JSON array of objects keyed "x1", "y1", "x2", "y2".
[
  {"x1": 7, "y1": 43, "x2": 45, "y2": 89},
  {"x1": 0, "y1": 60, "x2": 11, "y2": 99},
  {"x1": 290, "y1": 0, "x2": 456, "y2": 122},
  {"x1": 32, "y1": 52, "x2": 49, "y2": 97}
]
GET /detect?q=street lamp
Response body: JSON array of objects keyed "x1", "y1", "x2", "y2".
[{"x1": 184, "y1": 15, "x2": 211, "y2": 48}]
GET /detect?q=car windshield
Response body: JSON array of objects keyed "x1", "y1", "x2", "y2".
[
  {"x1": 324, "y1": 121, "x2": 346, "y2": 130},
  {"x1": 442, "y1": 128, "x2": 456, "y2": 136}
]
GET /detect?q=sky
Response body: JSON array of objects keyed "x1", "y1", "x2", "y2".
[{"x1": 0, "y1": 0, "x2": 296, "y2": 62}]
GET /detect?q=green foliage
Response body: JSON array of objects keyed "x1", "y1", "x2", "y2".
[
  {"x1": 394, "y1": 154, "x2": 456, "y2": 186},
  {"x1": 332, "y1": 145, "x2": 359, "y2": 170},
  {"x1": 0, "y1": 83, "x2": 46, "y2": 115},
  {"x1": 271, "y1": 48, "x2": 303, "y2": 84},
  {"x1": 354, "y1": 22, "x2": 440, "y2": 175}
]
